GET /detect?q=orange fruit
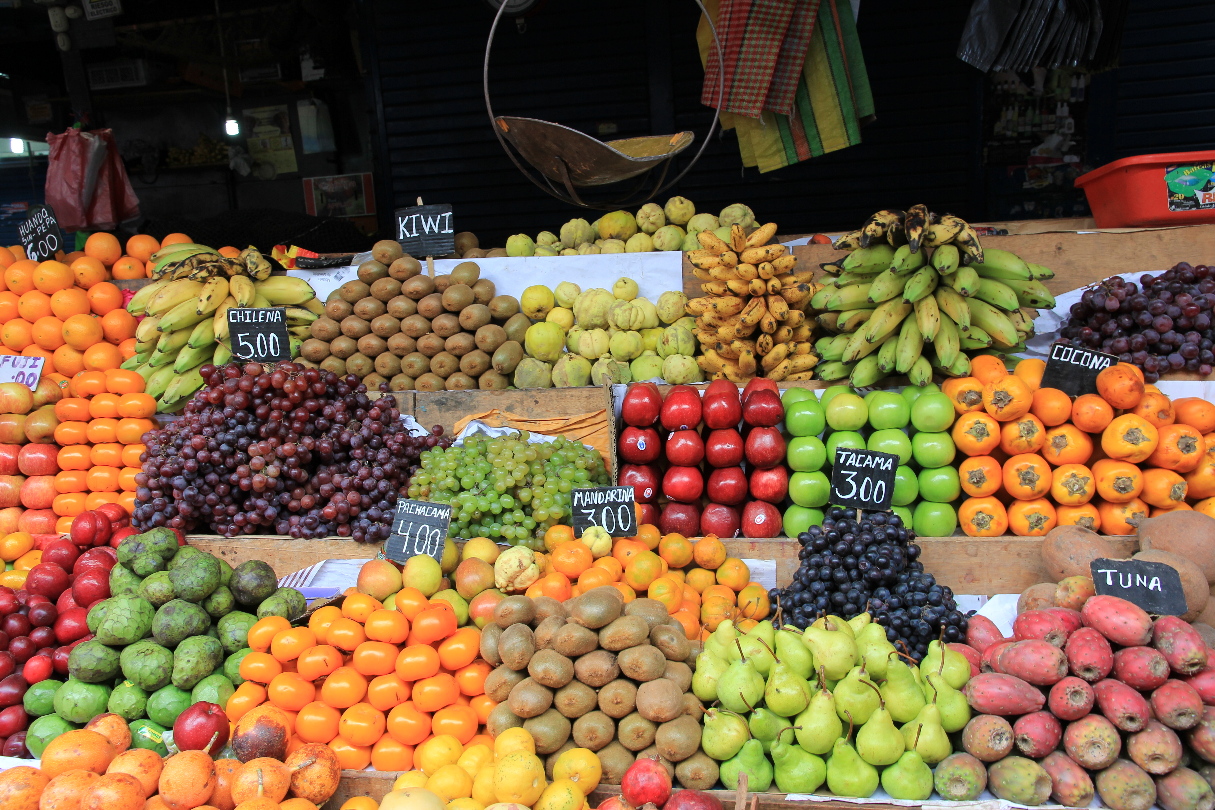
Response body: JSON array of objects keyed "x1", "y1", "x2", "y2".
[
  {"x1": 110, "y1": 257, "x2": 145, "y2": 281},
  {"x1": 218, "y1": 246, "x2": 242, "y2": 259},
  {"x1": 53, "y1": 345, "x2": 85, "y2": 377},
  {"x1": 70, "y1": 256, "x2": 108, "y2": 289},
  {"x1": 84, "y1": 233, "x2": 122, "y2": 266},
  {"x1": 1, "y1": 319, "x2": 32, "y2": 351},
  {"x1": 50, "y1": 287, "x2": 90, "y2": 319},
  {"x1": 117, "y1": 393, "x2": 156, "y2": 418},
  {"x1": 86, "y1": 282, "x2": 122, "y2": 315},
  {"x1": 63, "y1": 314, "x2": 103, "y2": 349},
  {"x1": 126, "y1": 235, "x2": 160, "y2": 262},
  {"x1": 100, "y1": 309, "x2": 137, "y2": 343},
  {"x1": 4, "y1": 259, "x2": 37, "y2": 294},
  {"x1": 83, "y1": 342, "x2": 123, "y2": 372},
  {"x1": 32, "y1": 316, "x2": 65, "y2": 350},
  {"x1": 118, "y1": 337, "x2": 137, "y2": 359},
  {"x1": 89, "y1": 393, "x2": 121, "y2": 418},
  {"x1": 33, "y1": 260, "x2": 75, "y2": 294},
  {"x1": 105, "y1": 368, "x2": 145, "y2": 394},
  {"x1": 17, "y1": 291, "x2": 52, "y2": 321},
  {"x1": 0, "y1": 291, "x2": 18, "y2": 321},
  {"x1": 160, "y1": 233, "x2": 193, "y2": 247},
  {"x1": 0, "y1": 246, "x2": 13, "y2": 269}
]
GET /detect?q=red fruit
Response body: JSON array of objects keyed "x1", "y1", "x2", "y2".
[
  {"x1": 1063, "y1": 714, "x2": 1122, "y2": 770},
  {"x1": 740, "y1": 378, "x2": 778, "y2": 402},
  {"x1": 962, "y1": 672, "x2": 1046, "y2": 715},
  {"x1": 966, "y1": 614, "x2": 1007, "y2": 654},
  {"x1": 1191, "y1": 706, "x2": 1215, "y2": 764},
  {"x1": 947, "y1": 642, "x2": 981, "y2": 676},
  {"x1": 0, "y1": 705, "x2": 26, "y2": 737},
  {"x1": 741, "y1": 389, "x2": 783, "y2": 427},
  {"x1": 1081, "y1": 594, "x2": 1154, "y2": 647},
  {"x1": 660, "y1": 386, "x2": 701, "y2": 432},
  {"x1": 743, "y1": 426, "x2": 785, "y2": 469},
  {"x1": 703, "y1": 379, "x2": 736, "y2": 400},
  {"x1": 621, "y1": 383, "x2": 662, "y2": 427},
  {"x1": 706, "y1": 467, "x2": 747, "y2": 506},
  {"x1": 27, "y1": 628, "x2": 53, "y2": 649},
  {"x1": 618, "y1": 427, "x2": 661, "y2": 465},
  {"x1": 25, "y1": 603, "x2": 54, "y2": 628},
  {"x1": 995, "y1": 639, "x2": 1068, "y2": 685},
  {"x1": 173, "y1": 701, "x2": 230, "y2": 754},
  {"x1": 16, "y1": 445, "x2": 57, "y2": 476},
  {"x1": 1040, "y1": 751, "x2": 1096, "y2": 808},
  {"x1": 1112, "y1": 646, "x2": 1170, "y2": 691},
  {"x1": 39, "y1": 541, "x2": 78, "y2": 572},
  {"x1": 1, "y1": 730, "x2": 27, "y2": 758},
  {"x1": 1044, "y1": 606, "x2": 1084, "y2": 635},
  {"x1": 1, "y1": 614, "x2": 29, "y2": 638},
  {"x1": 108, "y1": 526, "x2": 138, "y2": 549},
  {"x1": 1151, "y1": 679, "x2": 1204, "y2": 730},
  {"x1": 1126, "y1": 719, "x2": 1184, "y2": 775},
  {"x1": 54, "y1": 589, "x2": 78, "y2": 614},
  {"x1": 1153, "y1": 615, "x2": 1210, "y2": 675},
  {"x1": 0, "y1": 673, "x2": 26, "y2": 707},
  {"x1": 1182, "y1": 664, "x2": 1215, "y2": 705},
  {"x1": 621, "y1": 756, "x2": 673, "y2": 808},
  {"x1": 1155, "y1": 767, "x2": 1214, "y2": 810},
  {"x1": 93, "y1": 502, "x2": 127, "y2": 529},
  {"x1": 657, "y1": 503, "x2": 700, "y2": 538},
  {"x1": 70, "y1": 569, "x2": 109, "y2": 608},
  {"x1": 69, "y1": 511, "x2": 99, "y2": 547},
  {"x1": 704, "y1": 429, "x2": 744, "y2": 468},
  {"x1": 664, "y1": 430, "x2": 704, "y2": 466},
  {"x1": 663, "y1": 790, "x2": 723, "y2": 810},
  {"x1": 20, "y1": 655, "x2": 50, "y2": 685},
  {"x1": 597, "y1": 798, "x2": 627, "y2": 810},
  {"x1": 982, "y1": 640, "x2": 1015, "y2": 672},
  {"x1": 1093, "y1": 678, "x2": 1153, "y2": 732},
  {"x1": 636, "y1": 503, "x2": 659, "y2": 527},
  {"x1": 1013, "y1": 609, "x2": 1069, "y2": 647},
  {"x1": 22, "y1": 563, "x2": 68, "y2": 600},
  {"x1": 8, "y1": 637, "x2": 33, "y2": 664},
  {"x1": 1013, "y1": 711, "x2": 1062, "y2": 758},
  {"x1": 960, "y1": 714, "x2": 1014, "y2": 762},
  {"x1": 748, "y1": 466, "x2": 788, "y2": 504},
  {"x1": 702, "y1": 390, "x2": 742, "y2": 431},
  {"x1": 1064, "y1": 627, "x2": 1114, "y2": 682},
  {"x1": 740, "y1": 500, "x2": 781, "y2": 539},
  {"x1": 0, "y1": 652, "x2": 13, "y2": 679},
  {"x1": 699, "y1": 504, "x2": 740, "y2": 539},
  {"x1": 0, "y1": 445, "x2": 19, "y2": 476},
  {"x1": 662, "y1": 466, "x2": 704, "y2": 503},
  {"x1": 1048, "y1": 676, "x2": 1095, "y2": 721},
  {"x1": 619, "y1": 464, "x2": 659, "y2": 503}
]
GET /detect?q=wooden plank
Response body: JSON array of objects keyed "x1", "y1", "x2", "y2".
[{"x1": 409, "y1": 386, "x2": 612, "y2": 435}]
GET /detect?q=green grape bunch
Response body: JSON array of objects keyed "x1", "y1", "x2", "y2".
[{"x1": 406, "y1": 431, "x2": 610, "y2": 549}]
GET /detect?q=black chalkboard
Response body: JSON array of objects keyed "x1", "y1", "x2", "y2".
[
  {"x1": 830, "y1": 448, "x2": 898, "y2": 511},
  {"x1": 383, "y1": 499, "x2": 453, "y2": 564},
  {"x1": 1091, "y1": 558, "x2": 1187, "y2": 616},
  {"x1": 395, "y1": 204, "x2": 454, "y2": 257},
  {"x1": 1039, "y1": 343, "x2": 1118, "y2": 397},
  {"x1": 228, "y1": 308, "x2": 291, "y2": 362},
  {"x1": 18, "y1": 205, "x2": 65, "y2": 263},
  {"x1": 571, "y1": 487, "x2": 637, "y2": 538}
]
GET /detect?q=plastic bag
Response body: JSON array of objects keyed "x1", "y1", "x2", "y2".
[
  {"x1": 957, "y1": 0, "x2": 1023, "y2": 72},
  {"x1": 44, "y1": 128, "x2": 140, "y2": 232},
  {"x1": 85, "y1": 129, "x2": 140, "y2": 231}
]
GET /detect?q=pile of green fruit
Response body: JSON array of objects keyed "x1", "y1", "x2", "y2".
[
  {"x1": 692, "y1": 615, "x2": 973, "y2": 800},
  {"x1": 23, "y1": 531, "x2": 305, "y2": 757}
]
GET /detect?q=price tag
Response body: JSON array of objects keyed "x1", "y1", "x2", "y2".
[
  {"x1": 1091, "y1": 558, "x2": 1187, "y2": 616},
  {"x1": 228, "y1": 308, "x2": 291, "y2": 362},
  {"x1": 829, "y1": 448, "x2": 897, "y2": 511},
  {"x1": 0, "y1": 355, "x2": 43, "y2": 389},
  {"x1": 571, "y1": 487, "x2": 637, "y2": 538},
  {"x1": 395, "y1": 204, "x2": 454, "y2": 257},
  {"x1": 1039, "y1": 343, "x2": 1118, "y2": 397},
  {"x1": 17, "y1": 205, "x2": 64, "y2": 263},
  {"x1": 383, "y1": 499, "x2": 452, "y2": 564}
]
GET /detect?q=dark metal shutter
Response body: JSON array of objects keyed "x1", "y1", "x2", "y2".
[{"x1": 0, "y1": 161, "x2": 47, "y2": 247}]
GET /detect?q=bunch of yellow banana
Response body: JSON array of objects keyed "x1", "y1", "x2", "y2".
[
  {"x1": 147, "y1": 242, "x2": 274, "y2": 281},
  {"x1": 685, "y1": 222, "x2": 822, "y2": 382},
  {"x1": 123, "y1": 275, "x2": 321, "y2": 412},
  {"x1": 814, "y1": 206, "x2": 1057, "y2": 388}
]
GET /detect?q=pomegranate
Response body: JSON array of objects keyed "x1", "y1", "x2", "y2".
[{"x1": 621, "y1": 757, "x2": 672, "y2": 809}]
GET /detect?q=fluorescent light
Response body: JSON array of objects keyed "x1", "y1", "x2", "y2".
[
  {"x1": 9, "y1": 139, "x2": 24, "y2": 154},
  {"x1": 224, "y1": 118, "x2": 239, "y2": 136}
]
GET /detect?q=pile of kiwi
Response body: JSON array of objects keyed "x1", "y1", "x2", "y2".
[
  {"x1": 481, "y1": 586, "x2": 717, "y2": 790},
  {"x1": 300, "y1": 239, "x2": 527, "y2": 391}
]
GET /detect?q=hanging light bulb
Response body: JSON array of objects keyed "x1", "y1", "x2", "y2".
[
  {"x1": 9, "y1": 139, "x2": 24, "y2": 154},
  {"x1": 225, "y1": 116, "x2": 239, "y2": 136}
]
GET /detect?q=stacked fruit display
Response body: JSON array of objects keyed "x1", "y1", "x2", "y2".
[
  {"x1": 814, "y1": 206, "x2": 1053, "y2": 387},
  {"x1": 0, "y1": 376, "x2": 73, "y2": 533}
]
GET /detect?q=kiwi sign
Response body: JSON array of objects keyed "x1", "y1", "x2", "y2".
[{"x1": 395, "y1": 204, "x2": 454, "y2": 257}]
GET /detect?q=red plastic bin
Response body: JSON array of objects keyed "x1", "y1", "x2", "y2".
[{"x1": 1075, "y1": 150, "x2": 1215, "y2": 228}]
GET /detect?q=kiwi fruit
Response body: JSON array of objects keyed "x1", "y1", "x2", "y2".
[
  {"x1": 356, "y1": 334, "x2": 387, "y2": 358},
  {"x1": 444, "y1": 335, "x2": 474, "y2": 360},
  {"x1": 387, "y1": 295, "x2": 417, "y2": 319},
  {"x1": 431, "y1": 313, "x2": 462, "y2": 338},
  {"x1": 338, "y1": 280, "x2": 370, "y2": 304},
  {"x1": 503, "y1": 312, "x2": 531, "y2": 344},
  {"x1": 389, "y1": 255, "x2": 422, "y2": 281},
  {"x1": 553, "y1": 624, "x2": 599, "y2": 658},
  {"x1": 301, "y1": 339, "x2": 330, "y2": 362},
  {"x1": 492, "y1": 341, "x2": 524, "y2": 374},
  {"x1": 507, "y1": 677, "x2": 554, "y2": 718},
  {"x1": 485, "y1": 664, "x2": 527, "y2": 701},
  {"x1": 329, "y1": 336, "x2": 357, "y2": 359},
  {"x1": 574, "y1": 650, "x2": 618, "y2": 688},
  {"x1": 523, "y1": 708, "x2": 572, "y2": 755},
  {"x1": 353, "y1": 297, "x2": 386, "y2": 321},
  {"x1": 686, "y1": 641, "x2": 702, "y2": 668},
  {"x1": 357, "y1": 260, "x2": 389, "y2": 284},
  {"x1": 460, "y1": 350, "x2": 491, "y2": 377},
  {"x1": 388, "y1": 374, "x2": 414, "y2": 391},
  {"x1": 429, "y1": 352, "x2": 458, "y2": 378},
  {"x1": 489, "y1": 295, "x2": 521, "y2": 320},
  {"x1": 401, "y1": 274, "x2": 434, "y2": 300},
  {"x1": 617, "y1": 712, "x2": 657, "y2": 752},
  {"x1": 552, "y1": 680, "x2": 597, "y2": 719},
  {"x1": 475, "y1": 324, "x2": 508, "y2": 353},
  {"x1": 345, "y1": 353, "x2": 374, "y2": 378},
  {"x1": 533, "y1": 615, "x2": 565, "y2": 651},
  {"x1": 464, "y1": 248, "x2": 488, "y2": 260},
  {"x1": 416, "y1": 334, "x2": 445, "y2": 357},
  {"x1": 675, "y1": 752, "x2": 720, "y2": 790},
  {"x1": 310, "y1": 317, "x2": 341, "y2": 341},
  {"x1": 472, "y1": 279, "x2": 496, "y2": 305},
  {"x1": 485, "y1": 248, "x2": 508, "y2": 258},
  {"x1": 450, "y1": 261, "x2": 480, "y2": 286},
  {"x1": 569, "y1": 588, "x2": 622, "y2": 630},
  {"x1": 374, "y1": 353, "x2": 402, "y2": 377},
  {"x1": 655, "y1": 715, "x2": 700, "y2": 762},
  {"x1": 479, "y1": 370, "x2": 510, "y2": 389},
  {"x1": 319, "y1": 356, "x2": 347, "y2": 376},
  {"x1": 498, "y1": 623, "x2": 535, "y2": 670},
  {"x1": 433, "y1": 274, "x2": 452, "y2": 293},
  {"x1": 660, "y1": 659, "x2": 693, "y2": 693},
  {"x1": 598, "y1": 616, "x2": 650, "y2": 651},
  {"x1": 370, "y1": 314, "x2": 400, "y2": 339},
  {"x1": 446, "y1": 372, "x2": 476, "y2": 390},
  {"x1": 572, "y1": 711, "x2": 615, "y2": 752},
  {"x1": 634, "y1": 677, "x2": 685, "y2": 723},
  {"x1": 486, "y1": 702, "x2": 525, "y2": 737},
  {"x1": 650, "y1": 625, "x2": 691, "y2": 662},
  {"x1": 401, "y1": 353, "x2": 430, "y2": 378},
  {"x1": 340, "y1": 316, "x2": 371, "y2": 339},
  {"x1": 362, "y1": 372, "x2": 386, "y2": 390},
  {"x1": 532, "y1": 596, "x2": 567, "y2": 623},
  {"x1": 528, "y1": 649, "x2": 574, "y2": 689},
  {"x1": 324, "y1": 298, "x2": 353, "y2": 321},
  {"x1": 596, "y1": 742, "x2": 635, "y2": 785},
  {"x1": 442, "y1": 284, "x2": 475, "y2": 312},
  {"x1": 625, "y1": 599, "x2": 672, "y2": 630},
  {"x1": 494, "y1": 596, "x2": 536, "y2": 627},
  {"x1": 369, "y1": 277, "x2": 402, "y2": 302},
  {"x1": 418, "y1": 293, "x2": 444, "y2": 319},
  {"x1": 414, "y1": 373, "x2": 445, "y2": 391},
  {"x1": 454, "y1": 233, "x2": 479, "y2": 255},
  {"x1": 598, "y1": 679, "x2": 638, "y2": 719},
  {"x1": 459, "y1": 304, "x2": 491, "y2": 332},
  {"x1": 401, "y1": 314, "x2": 432, "y2": 338},
  {"x1": 682, "y1": 693, "x2": 705, "y2": 719},
  {"x1": 618, "y1": 645, "x2": 667, "y2": 682}
]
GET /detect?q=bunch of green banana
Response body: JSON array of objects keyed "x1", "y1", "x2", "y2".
[
  {"x1": 815, "y1": 211, "x2": 1057, "y2": 389},
  {"x1": 147, "y1": 242, "x2": 274, "y2": 281},
  {"x1": 123, "y1": 275, "x2": 320, "y2": 412}
]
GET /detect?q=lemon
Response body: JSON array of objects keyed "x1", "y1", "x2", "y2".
[
  {"x1": 447, "y1": 800, "x2": 484, "y2": 810},
  {"x1": 379, "y1": 788, "x2": 447, "y2": 810},
  {"x1": 417, "y1": 734, "x2": 465, "y2": 776},
  {"x1": 552, "y1": 748, "x2": 602, "y2": 796},
  {"x1": 472, "y1": 765, "x2": 497, "y2": 806},
  {"x1": 426, "y1": 764, "x2": 474, "y2": 803},
  {"x1": 457, "y1": 744, "x2": 493, "y2": 779},
  {"x1": 394, "y1": 772, "x2": 430, "y2": 790},
  {"x1": 493, "y1": 751, "x2": 546, "y2": 805},
  {"x1": 534, "y1": 779, "x2": 583, "y2": 810},
  {"x1": 493, "y1": 728, "x2": 535, "y2": 760}
]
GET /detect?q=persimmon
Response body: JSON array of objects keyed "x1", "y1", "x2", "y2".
[
  {"x1": 958, "y1": 497, "x2": 1008, "y2": 537},
  {"x1": 941, "y1": 377, "x2": 985, "y2": 413},
  {"x1": 370, "y1": 736, "x2": 414, "y2": 773},
  {"x1": 364, "y1": 610, "x2": 410, "y2": 645},
  {"x1": 395, "y1": 644, "x2": 441, "y2": 682},
  {"x1": 270, "y1": 628, "x2": 316, "y2": 662},
  {"x1": 1140, "y1": 468, "x2": 1187, "y2": 508},
  {"x1": 247, "y1": 616, "x2": 291, "y2": 653},
  {"x1": 267, "y1": 672, "x2": 316, "y2": 712},
  {"x1": 953, "y1": 412, "x2": 1001, "y2": 456},
  {"x1": 386, "y1": 702, "x2": 431, "y2": 746},
  {"x1": 1102, "y1": 414, "x2": 1159, "y2": 463},
  {"x1": 296, "y1": 645, "x2": 342, "y2": 682},
  {"x1": 1186, "y1": 448, "x2": 1215, "y2": 499},
  {"x1": 412, "y1": 673, "x2": 458, "y2": 713},
  {"x1": 238, "y1": 652, "x2": 283, "y2": 685},
  {"x1": 1096, "y1": 497, "x2": 1149, "y2": 536},
  {"x1": 328, "y1": 736, "x2": 371, "y2": 770},
  {"x1": 365, "y1": 674, "x2": 411, "y2": 712},
  {"x1": 1132, "y1": 391, "x2": 1175, "y2": 428},
  {"x1": 411, "y1": 605, "x2": 457, "y2": 644},
  {"x1": 318, "y1": 667, "x2": 367, "y2": 710},
  {"x1": 1056, "y1": 503, "x2": 1101, "y2": 532},
  {"x1": 225, "y1": 682, "x2": 267, "y2": 724},
  {"x1": 1193, "y1": 497, "x2": 1215, "y2": 520},
  {"x1": 1008, "y1": 498, "x2": 1058, "y2": 537},
  {"x1": 1173, "y1": 398, "x2": 1215, "y2": 433},
  {"x1": 983, "y1": 375, "x2": 1033, "y2": 421},
  {"x1": 1151, "y1": 503, "x2": 1193, "y2": 517},
  {"x1": 352, "y1": 641, "x2": 399, "y2": 677},
  {"x1": 437, "y1": 627, "x2": 480, "y2": 671},
  {"x1": 1148, "y1": 423, "x2": 1204, "y2": 472},
  {"x1": 971, "y1": 354, "x2": 1008, "y2": 385},
  {"x1": 1013, "y1": 357, "x2": 1046, "y2": 390},
  {"x1": 1040, "y1": 425, "x2": 1093, "y2": 466},
  {"x1": 1096, "y1": 363, "x2": 1145, "y2": 409},
  {"x1": 341, "y1": 593, "x2": 382, "y2": 623},
  {"x1": 1002, "y1": 454, "x2": 1051, "y2": 500},
  {"x1": 999, "y1": 414, "x2": 1047, "y2": 455},
  {"x1": 1050, "y1": 464, "x2": 1095, "y2": 506},
  {"x1": 1030, "y1": 387, "x2": 1073, "y2": 427},
  {"x1": 325, "y1": 618, "x2": 367, "y2": 652},
  {"x1": 1093, "y1": 459, "x2": 1144, "y2": 503},
  {"x1": 294, "y1": 702, "x2": 341, "y2": 744},
  {"x1": 958, "y1": 456, "x2": 1001, "y2": 498},
  {"x1": 337, "y1": 703, "x2": 385, "y2": 747},
  {"x1": 1071, "y1": 394, "x2": 1114, "y2": 433}
]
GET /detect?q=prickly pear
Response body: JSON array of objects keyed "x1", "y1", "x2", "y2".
[
  {"x1": 1095, "y1": 678, "x2": 1154, "y2": 732},
  {"x1": 1126, "y1": 719, "x2": 1183, "y2": 775},
  {"x1": 1183, "y1": 664, "x2": 1215, "y2": 705},
  {"x1": 995, "y1": 639, "x2": 1068, "y2": 685},
  {"x1": 1046, "y1": 606, "x2": 1085, "y2": 634},
  {"x1": 982, "y1": 640, "x2": 1015, "y2": 672},
  {"x1": 966, "y1": 614, "x2": 1006, "y2": 654},
  {"x1": 1013, "y1": 710, "x2": 1062, "y2": 758},
  {"x1": 1065, "y1": 627, "x2": 1114, "y2": 682},
  {"x1": 1113, "y1": 646, "x2": 1171, "y2": 690},
  {"x1": 1096, "y1": 759, "x2": 1158, "y2": 810},
  {"x1": 1049, "y1": 675, "x2": 1095, "y2": 721},
  {"x1": 987, "y1": 756, "x2": 1053, "y2": 806},
  {"x1": 1153, "y1": 680, "x2": 1204, "y2": 730},
  {"x1": 947, "y1": 642, "x2": 981, "y2": 676},
  {"x1": 1082, "y1": 595, "x2": 1154, "y2": 647},
  {"x1": 1041, "y1": 751, "x2": 1096, "y2": 808},
  {"x1": 933, "y1": 752, "x2": 988, "y2": 801},
  {"x1": 1191, "y1": 706, "x2": 1215, "y2": 764},
  {"x1": 1064, "y1": 714, "x2": 1122, "y2": 770},
  {"x1": 961, "y1": 714, "x2": 1013, "y2": 762},
  {"x1": 962, "y1": 673, "x2": 1045, "y2": 715},
  {"x1": 1156, "y1": 767, "x2": 1215, "y2": 810},
  {"x1": 1155, "y1": 616, "x2": 1210, "y2": 676},
  {"x1": 1014, "y1": 609, "x2": 1069, "y2": 647}
]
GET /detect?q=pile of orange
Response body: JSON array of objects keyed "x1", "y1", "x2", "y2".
[
  {"x1": 948, "y1": 355, "x2": 1215, "y2": 537},
  {"x1": 225, "y1": 594, "x2": 495, "y2": 774},
  {"x1": 540, "y1": 523, "x2": 769, "y2": 642}
]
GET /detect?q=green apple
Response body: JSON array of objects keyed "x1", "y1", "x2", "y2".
[
  {"x1": 787, "y1": 436, "x2": 827, "y2": 472},
  {"x1": 867, "y1": 428, "x2": 912, "y2": 465},
  {"x1": 910, "y1": 392, "x2": 956, "y2": 432},
  {"x1": 866, "y1": 391, "x2": 910, "y2": 430},
  {"x1": 825, "y1": 392, "x2": 867, "y2": 431},
  {"x1": 892, "y1": 465, "x2": 919, "y2": 506},
  {"x1": 826, "y1": 430, "x2": 866, "y2": 465},
  {"x1": 781, "y1": 387, "x2": 816, "y2": 407},
  {"x1": 911, "y1": 431, "x2": 957, "y2": 468},
  {"x1": 785, "y1": 397, "x2": 826, "y2": 437},
  {"x1": 784, "y1": 505, "x2": 825, "y2": 537},
  {"x1": 913, "y1": 501, "x2": 957, "y2": 537},
  {"x1": 918, "y1": 466, "x2": 961, "y2": 503},
  {"x1": 789, "y1": 471, "x2": 830, "y2": 508}
]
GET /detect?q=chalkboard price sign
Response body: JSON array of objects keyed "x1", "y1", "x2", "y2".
[
  {"x1": 395, "y1": 204, "x2": 454, "y2": 257},
  {"x1": 228, "y1": 308, "x2": 291, "y2": 363},
  {"x1": 571, "y1": 487, "x2": 637, "y2": 538},
  {"x1": 1091, "y1": 558, "x2": 1187, "y2": 616},
  {"x1": 383, "y1": 499, "x2": 452, "y2": 564},
  {"x1": 830, "y1": 448, "x2": 898, "y2": 512},
  {"x1": 18, "y1": 205, "x2": 64, "y2": 263},
  {"x1": 1039, "y1": 343, "x2": 1118, "y2": 397}
]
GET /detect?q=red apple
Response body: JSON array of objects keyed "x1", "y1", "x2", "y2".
[
  {"x1": 621, "y1": 757, "x2": 672, "y2": 809},
  {"x1": 704, "y1": 429, "x2": 744, "y2": 468},
  {"x1": 93, "y1": 502, "x2": 128, "y2": 530},
  {"x1": 706, "y1": 467, "x2": 747, "y2": 505},
  {"x1": 704, "y1": 379, "x2": 736, "y2": 399},
  {"x1": 636, "y1": 503, "x2": 659, "y2": 527},
  {"x1": 109, "y1": 526, "x2": 138, "y2": 548},
  {"x1": 618, "y1": 464, "x2": 659, "y2": 504},
  {"x1": 750, "y1": 466, "x2": 789, "y2": 503},
  {"x1": 664, "y1": 791, "x2": 723, "y2": 810},
  {"x1": 741, "y1": 377, "x2": 779, "y2": 402},
  {"x1": 702, "y1": 390, "x2": 742, "y2": 430},
  {"x1": 0, "y1": 508, "x2": 17, "y2": 534},
  {"x1": 0, "y1": 446, "x2": 18, "y2": 476},
  {"x1": 700, "y1": 504, "x2": 741, "y2": 538},
  {"x1": 618, "y1": 426, "x2": 661, "y2": 465},
  {"x1": 40, "y1": 541, "x2": 79, "y2": 572},
  {"x1": 598, "y1": 798, "x2": 626, "y2": 810},
  {"x1": 18, "y1": 476, "x2": 55, "y2": 510},
  {"x1": 53, "y1": 608, "x2": 89, "y2": 645},
  {"x1": 71, "y1": 569, "x2": 109, "y2": 607},
  {"x1": 16, "y1": 510, "x2": 55, "y2": 536},
  {"x1": 621, "y1": 383, "x2": 662, "y2": 427},
  {"x1": 742, "y1": 389, "x2": 784, "y2": 427},
  {"x1": 173, "y1": 702, "x2": 231, "y2": 754},
  {"x1": 658, "y1": 502, "x2": 701, "y2": 537},
  {"x1": 664, "y1": 430, "x2": 704, "y2": 466},
  {"x1": 741, "y1": 500, "x2": 782, "y2": 538},
  {"x1": 0, "y1": 415, "x2": 27, "y2": 446},
  {"x1": 744, "y1": 426, "x2": 786, "y2": 469},
  {"x1": 662, "y1": 466, "x2": 703, "y2": 503},
  {"x1": 0, "y1": 476, "x2": 24, "y2": 509},
  {"x1": 16, "y1": 445, "x2": 58, "y2": 477},
  {"x1": 660, "y1": 386, "x2": 702, "y2": 432},
  {"x1": 23, "y1": 564, "x2": 68, "y2": 600}
]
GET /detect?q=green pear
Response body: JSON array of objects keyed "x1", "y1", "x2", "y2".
[
  {"x1": 745, "y1": 617, "x2": 775, "y2": 649},
  {"x1": 720, "y1": 738, "x2": 773, "y2": 792},
  {"x1": 747, "y1": 707, "x2": 791, "y2": 753},
  {"x1": 825, "y1": 729, "x2": 879, "y2": 798},
  {"x1": 833, "y1": 665, "x2": 880, "y2": 724},
  {"x1": 880, "y1": 653, "x2": 926, "y2": 724},
  {"x1": 716, "y1": 639, "x2": 765, "y2": 713},
  {"x1": 919, "y1": 639, "x2": 970, "y2": 689},
  {"x1": 854, "y1": 682, "x2": 906, "y2": 767},
  {"x1": 812, "y1": 614, "x2": 855, "y2": 638},
  {"x1": 700, "y1": 708, "x2": 750, "y2": 761},
  {"x1": 704, "y1": 620, "x2": 738, "y2": 661},
  {"x1": 854, "y1": 622, "x2": 897, "y2": 680},
  {"x1": 847, "y1": 611, "x2": 871, "y2": 634},
  {"x1": 691, "y1": 648, "x2": 728, "y2": 703},
  {"x1": 764, "y1": 656, "x2": 812, "y2": 718},
  {"x1": 924, "y1": 671, "x2": 972, "y2": 732},
  {"x1": 794, "y1": 670, "x2": 843, "y2": 755},
  {"x1": 900, "y1": 702, "x2": 952, "y2": 764},
  {"x1": 771, "y1": 736, "x2": 827, "y2": 793},
  {"x1": 803, "y1": 623, "x2": 858, "y2": 680},
  {"x1": 774, "y1": 627, "x2": 814, "y2": 679},
  {"x1": 737, "y1": 634, "x2": 776, "y2": 678},
  {"x1": 881, "y1": 749, "x2": 934, "y2": 801}
]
